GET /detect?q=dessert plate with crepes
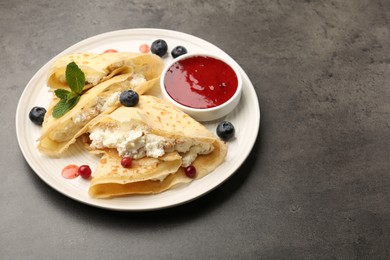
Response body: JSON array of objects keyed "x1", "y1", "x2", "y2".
[{"x1": 16, "y1": 29, "x2": 260, "y2": 211}]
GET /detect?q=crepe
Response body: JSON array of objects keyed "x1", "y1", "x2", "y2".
[
  {"x1": 38, "y1": 53, "x2": 164, "y2": 157},
  {"x1": 88, "y1": 150, "x2": 191, "y2": 197},
  {"x1": 47, "y1": 52, "x2": 163, "y2": 91},
  {"x1": 86, "y1": 95, "x2": 228, "y2": 198}
]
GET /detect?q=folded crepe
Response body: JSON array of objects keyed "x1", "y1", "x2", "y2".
[
  {"x1": 38, "y1": 53, "x2": 164, "y2": 157},
  {"x1": 47, "y1": 52, "x2": 163, "y2": 91},
  {"x1": 85, "y1": 95, "x2": 228, "y2": 198}
]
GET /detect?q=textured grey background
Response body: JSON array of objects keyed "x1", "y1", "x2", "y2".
[{"x1": 2, "y1": 0, "x2": 390, "y2": 259}]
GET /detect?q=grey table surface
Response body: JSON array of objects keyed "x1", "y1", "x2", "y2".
[{"x1": 2, "y1": 0, "x2": 390, "y2": 259}]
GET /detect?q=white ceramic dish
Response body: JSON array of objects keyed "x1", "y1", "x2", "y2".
[
  {"x1": 160, "y1": 53, "x2": 243, "y2": 122},
  {"x1": 15, "y1": 29, "x2": 260, "y2": 211}
]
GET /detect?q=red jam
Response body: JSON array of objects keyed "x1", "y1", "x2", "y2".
[
  {"x1": 62, "y1": 164, "x2": 79, "y2": 179},
  {"x1": 103, "y1": 49, "x2": 118, "y2": 53},
  {"x1": 139, "y1": 44, "x2": 150, "y2": 53},
  {"x1": 164, "y1": 56, "x2": 238, "y2": 109}
]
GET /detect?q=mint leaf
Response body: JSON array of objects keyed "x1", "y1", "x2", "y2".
[
  {"x1": 52, "y1": 62, "x2": 85, "y2": 118},
  {"x1": 66, "y1": 96, "x2": 80, "y2": 109},
  {"x1": 52, "y1": 96, "x2": 80, "y2": 118},
  {"x1": 52, "y1": 99, "x2": 69, "y2": 118},
  {"x1": 66, "y1": 61, "x2": 85, "y2": 95},
  {"x1": 66, "y1": 91, "x2": 79, "y2": 101},
  {"x1": 54, "y1": 89, "x2": 71, "y2": 99}
]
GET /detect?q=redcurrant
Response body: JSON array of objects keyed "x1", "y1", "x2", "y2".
[
  {"x1": 121, "y1": 157, "x2": 133, "y2": 168},
  {"x1": 185, "y1": 165, "x2": 196, "y2": 178},
  {"x1": 78, "y1": 165, "x2": 92, "y2": 179}
]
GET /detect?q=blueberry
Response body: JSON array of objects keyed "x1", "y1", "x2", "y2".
[
  {"x1": 150, "y1": 39, "x2": 168, "y2": 57},
  {"x1": 171, "y1": 46, "x2": 187, "y2": 58},
  {"x1": 120, "y1": 90, "x2": 139, "y2": 107},
  {"x1": 216, "y1": 121, "x2": 235, "y2": 141},
  {"x1": 29, "y1": 106, "x2": 46, "y2": 126}
]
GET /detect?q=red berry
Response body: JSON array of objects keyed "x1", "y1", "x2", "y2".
[
  {"x1": 78, "y1": 165, "x2": 92, "y2": 179},
  {"x1": 121, "y1": 157, "x2": 133, "y2": 168},
  {"x1": 185, "y1": 165, "x2": 196, "y2": 178}
]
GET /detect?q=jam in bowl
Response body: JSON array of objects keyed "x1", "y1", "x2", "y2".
[{"x1": 160, "y1": 53, "x2": 242, "y2": 121}]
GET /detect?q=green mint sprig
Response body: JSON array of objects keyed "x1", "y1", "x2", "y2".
[{"x1": 52, "y1": 62, "x2": 85, "y2": 118}]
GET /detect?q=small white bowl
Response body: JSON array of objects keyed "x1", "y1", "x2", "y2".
[{"x1": 160, "y1": 53, "x2": 242, "y2": 122}]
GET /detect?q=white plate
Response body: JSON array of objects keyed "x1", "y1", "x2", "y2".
[{"x1": 15, "y1": 29, "x2": 260, "y2": 211}]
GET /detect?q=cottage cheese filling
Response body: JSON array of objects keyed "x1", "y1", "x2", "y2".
[
  {"x1": 72, "y1": 73, "x2": 146, "y2": 125},
  {"x1": 89, "y1": 126, "x2": 213, "y2": 167},
  {"x1": 49, "y1": 74, "x2": 146, "y2": 142}
]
